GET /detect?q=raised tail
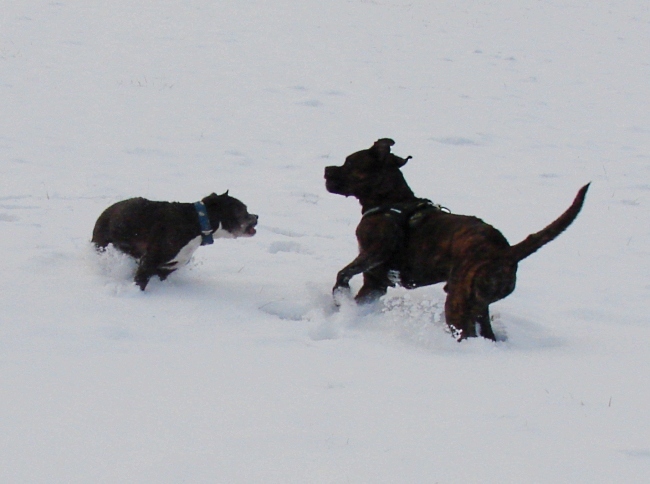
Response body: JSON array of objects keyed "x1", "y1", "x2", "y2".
[{"x1": 509, "y1": 183, "x2": 590, "y2": 262}]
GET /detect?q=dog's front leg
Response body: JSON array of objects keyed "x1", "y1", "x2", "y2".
[
  {"x1": 355, "y1": 268, "x2": 391, "y2": 303},
  {"x1": 334, "y1": 216, "x2": 402, "y2": 303},
  {"x1": 334, "y1": 254, "x2": 380, "y2": 290},
  {"x1": 135, "y1": 253, "x2": 175, "y2": 290},
  {"x1": 134, "y1": 262, "x2": 152, "y2": 290},
  {"x1": 134, "y1": 255, "x2": 159, "y2": 290},
  {"x1": 333, "y1": 253, "x2": 389, "y2": 305}
]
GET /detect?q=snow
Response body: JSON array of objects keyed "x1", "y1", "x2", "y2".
[{"x1": 1, "y1": 0, "x2": 649, "y2": 482}]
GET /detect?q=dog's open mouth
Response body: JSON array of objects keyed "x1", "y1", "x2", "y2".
[{"x1": 244, "y1": 218, "x2": 258, "y2": 236}]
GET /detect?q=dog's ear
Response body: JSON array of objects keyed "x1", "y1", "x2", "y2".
[
  {"x1": 371, "y1": 139, "x2": 410, "y2": 168},
  {"x1": 370, "y1": 138, "x2": 395, "y2": 161},
  {"x1": 220, "y1": 190, "x2": 229, "y2": 197},
  {"x1": 393, "y1": 155, "x2": 412, "y2": 167}
]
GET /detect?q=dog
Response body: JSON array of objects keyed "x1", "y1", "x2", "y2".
[
  {"x1": 92, "y1": 192, "x2": 258, "y2": 290},
  {"x1": 324, "y1": 138, "x2": 589, "y2": 341}
]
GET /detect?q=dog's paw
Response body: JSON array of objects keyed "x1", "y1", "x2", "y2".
[
  {"x1": 446, "y1": 324, "x2": 464, "y2": 342},
  {"x1": 134, "y1": 275, "x2": 149, "y2": 291},
  {"x1": 332, "y1": 285, "x2": 352, "y2": 307}
]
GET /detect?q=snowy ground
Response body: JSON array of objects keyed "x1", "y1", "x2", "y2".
[{"x1": 1, "y1": 1, "x2": 649, "y2": 482}]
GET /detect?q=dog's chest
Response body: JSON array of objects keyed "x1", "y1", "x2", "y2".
[
  {"x1": 162, "y1": 235, "x2": 202, "y2": 270},
  {"x1": 211, "y1": 223, "x2": 236, "y2": 239}
]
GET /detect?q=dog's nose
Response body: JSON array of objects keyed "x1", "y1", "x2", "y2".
[{"x1": 324, "y1": 166, "x2": 338, "y2": 178}]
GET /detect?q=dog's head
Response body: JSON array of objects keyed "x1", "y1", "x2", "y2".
[
  {"x1": 324, "y1": 138, "x2": 414, "y2": 207},
  {"x1": 203, "y1": 192, "x2": 258, "y2": 238}
]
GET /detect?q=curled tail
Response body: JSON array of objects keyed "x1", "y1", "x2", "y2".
[{"x1": 509, "y1": 183, "x2": 590, "y2": 262}]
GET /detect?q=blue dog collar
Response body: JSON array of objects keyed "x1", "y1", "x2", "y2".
[{"x1": 193, "y1": 201, "x2": 214, "y2": 245}]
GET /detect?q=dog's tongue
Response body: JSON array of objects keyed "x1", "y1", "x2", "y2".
[{"x1": 246, "y1": 226, "x2": 257, "y2": 235}]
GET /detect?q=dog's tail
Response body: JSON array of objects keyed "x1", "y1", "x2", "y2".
[{"x1": 508, "y1": 183, "x2": 590, "y2": 262}]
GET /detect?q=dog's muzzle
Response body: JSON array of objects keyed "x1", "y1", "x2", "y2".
[
  {"x1": 244, "y1": 214, "x2": 258, "y2": 236},
  {"x1": 324, "y1": 166, "x2": 347, "y2": 195}
]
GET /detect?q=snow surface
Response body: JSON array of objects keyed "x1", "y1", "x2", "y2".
[{"x1": 1, "y1": 1, "x2": 649, "y2": 482}]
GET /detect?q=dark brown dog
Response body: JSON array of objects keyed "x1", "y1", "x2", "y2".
[
  {"x1": 92, "y1": 192, "x2": 258, "y2": 290},
  {"x1": 324, "y1": 138, "x2": 589, "y2": 341}
]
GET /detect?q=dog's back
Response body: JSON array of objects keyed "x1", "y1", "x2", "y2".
[
  {"x1": 397, "y1": 184, "x2": 589, "y2": 287},
  {"x1": 396, "y1": 211, "x2": 510, "y2": 288},
  {"x1": 92, "y1": 198, "x2": 193, "y2": 258},
  {"x1": 91, "y1": 198, "x2": 139, "y2": 251}
]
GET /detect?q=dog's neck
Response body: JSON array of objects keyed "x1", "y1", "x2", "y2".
[{"x1": 359, "y1": 185, "x2": 416, "y2": 214}]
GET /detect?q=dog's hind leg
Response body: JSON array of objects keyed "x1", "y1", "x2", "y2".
[
  {"x1": 133, "y1": 224, "x2": 168, "y2": 290},
  {"x1": 91, "y1": 216, "x2": 111, "y2": 250},
  {"x1": 477, "y1": 307, "x2": 496, "y2": 341},
  {"x1": 444, "y1": 286, "x2": 477, "y2": 340},
  {"x1": 444, "y1": 270, "x2": 497, "y2": 341},
  {"x1": 445, "y1": 290, "x2": 498, "y2": 342}
]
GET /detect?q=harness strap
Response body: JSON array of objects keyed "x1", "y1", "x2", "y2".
[
  {"x1": 361, "y1": 199, "x2": 450, "y2": 225},
  {"x1": 193, "y1": 201, "x2": 214, "y2": 246},
  {"x1": 362, "y1": 206, "x2": 403, "y2": 218}
]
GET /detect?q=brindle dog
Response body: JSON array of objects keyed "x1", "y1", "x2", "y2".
[{"x1": 324, "y1": 138, "x2": 589, "y2": 341}]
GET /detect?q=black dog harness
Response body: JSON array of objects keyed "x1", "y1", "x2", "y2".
[
  {"x1": 361, "y1": 198, "x2": 450, "y2": 228},
  {"x1": 360, "y1": 198, "x2": 450, "y2": 289},
  {"x1": 193, "y1": 201, "x2": 214, "y2": 245}
]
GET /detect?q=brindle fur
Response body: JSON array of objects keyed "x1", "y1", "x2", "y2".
[{"x1": 325, "y1": 138, "x2": 589, "y2": 341}]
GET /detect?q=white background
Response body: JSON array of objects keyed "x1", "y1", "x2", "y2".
[{"x1": 1, "y1": 1, "x2": 649, "y2": 482}]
